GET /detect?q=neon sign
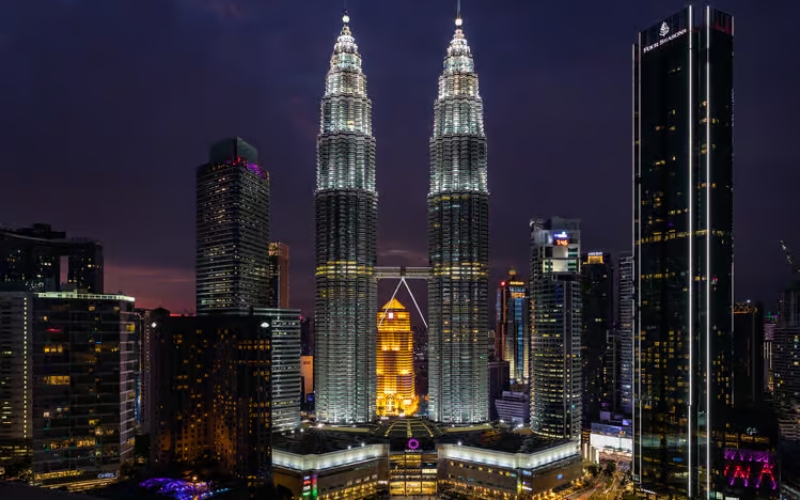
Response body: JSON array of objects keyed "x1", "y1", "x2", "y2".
[
  {"x1": 407, "y1": 438, "x2": 420, "y2": 450},
  {"x1": 553, "y1": 232, "x2": 568, "y2": 239}
]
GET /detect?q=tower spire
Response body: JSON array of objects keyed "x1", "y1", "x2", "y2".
[{"x1": 455, "y1": 0, "x2": 463, "y2": 27}]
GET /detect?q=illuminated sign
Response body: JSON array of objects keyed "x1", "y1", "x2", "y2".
[
  {"x1": 553, "y1": 231, "x2": 568, "y2": 239},
  {"x1": 587, "y1": 253, "x2": 604, "y2": 264},
  {"x1": 98, "y1": 472, "x2": 116, "y2": 479},
  {"x1": 643, "y1": 28, "x2": 687, "y2": 53},
  {"x1": 659, "y1": 22, "x2": 670, "y2": 37},
  {"x1": 407, "y1": 438, "x2": 420, "y2": 451}
]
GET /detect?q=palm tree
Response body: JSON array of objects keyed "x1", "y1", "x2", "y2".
[{"x1": 605, "y1": 461, "x2": 617, "y2": 476}]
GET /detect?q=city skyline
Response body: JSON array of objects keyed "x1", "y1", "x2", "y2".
[{"x1": 1, "y1": 0, "x2": 798, "y2": 317}]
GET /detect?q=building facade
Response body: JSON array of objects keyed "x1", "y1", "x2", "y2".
[
  {"x1": 376, "y1": 299, "x2": 417, "y2": 417},
  {"x1": 632, "y1": 7, "x2": 734, "y2": 497},
  {"x1": 617, "y1": 252, "x2": 634, "y2": 415},
  {"x1": 427, "y1": 13, "x2": 490, "y2": 424},
  {"x1": 497, "y1": 269, "x2": 530, "y2": 385},
  {"x1": 530, "y1": 217, "x2": 582, "y2": 440},
  {"x1": 196, "y1": 137, "x2": 271, "y2": 314},
  {"x1": 268, "y1": 242, "x2": 290, "y2": 309},
  {"x1": 0, "y1": 291, "x2": 137, "y2": 490},
  {"x1": 314, "y1": 14, "x2": 378, "y2": 424},
  {"x1": 733, "y1": 301, "x2": 765, "y2": 409},
  {"x1": 0, "y1": 224, "x2": 103, "y2": 293},
  {"x1": 580, "y1": 252, "x2": 614, "y2": 426},
  {"x1": 774, "y1": 284, "x2": 800, "y2": 445}
]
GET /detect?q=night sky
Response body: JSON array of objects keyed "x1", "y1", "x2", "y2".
[{"x1": 1, "y1": 0, "x2": 798, "y2": 318}]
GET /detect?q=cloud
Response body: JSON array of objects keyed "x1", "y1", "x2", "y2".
[
  {"x1": 104, "y1": 263, "x2": 195, "y2": 313},
  {"x1": 378, "y1": 247, "x2": 428, "y2": 266}
]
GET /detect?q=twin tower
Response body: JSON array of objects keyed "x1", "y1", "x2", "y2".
[{"x1": 314, "y1": 12, "x2": 490, "y2": 424}]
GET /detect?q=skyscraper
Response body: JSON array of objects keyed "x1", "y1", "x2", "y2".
[
  {"x1": 774, "y1": 284, "x2": 800, "y2": 444},
  {"x1": 376, "y1": 299, "x2": 417, "y2": 417},
  {"x1": 268, "y1": 242, "x2": 290, "y2": 308},
  {"x1": 314, "y1": 13, "x2": 378, "y2": 424},
  {"x1": 617, "y1": 252, "x2": 634, "y2": 415},
  {"x1": 496, "y1": 269, "x2": 530, "y2": 385},
  {"x1": 733, "y1": 301, "x2": 765, "y2": 409},
  {"x1": 530, "y1": 217, "x2": 582, "y2": 440},
  {"x1": 580, "y1": 252, "x2": 614, "y2": 424},
  {"x1": 632, "y1": 7, "x2": 734, "y2": 497},
  {"x1": 0, "y1": 223, "x2": 103, "y2": 293},
  {"x1": 196, "y1": 137, "x2": 271, "y2": 314},
  {"x1": 427, "y1": 10, "x2": 490, "y2": 424}
]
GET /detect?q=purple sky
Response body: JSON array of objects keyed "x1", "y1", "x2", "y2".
[{"x1": 1, "y1": 0, "x2": 798, "y2": 317}]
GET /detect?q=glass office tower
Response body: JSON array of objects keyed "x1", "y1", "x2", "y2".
[
  {"x1": 314, "y1": 14, "x2": 378, "y2": 424},
  {"x1": 633, "y1": 7, "x2": 734, "y2": 497},
  {"x1": 196, "y1": 137, "x2": 270, "y2": 314},
  {"x1": 530, "y1": 217, "x2": 582, "y2": 440},
  {"x1": 497, "y1": 269, "x2": 530, "y2": 385}
]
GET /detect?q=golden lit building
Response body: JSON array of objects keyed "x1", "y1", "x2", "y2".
[{"x1": 376, "y1": 299, "x2": 418, "y2": 417}]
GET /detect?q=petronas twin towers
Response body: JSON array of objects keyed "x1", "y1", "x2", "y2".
[{"x1": 314, "y1": 12, "x2": 489, "y2": 424}]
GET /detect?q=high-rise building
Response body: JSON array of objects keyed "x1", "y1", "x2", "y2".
[
  {"x1": 632, "y1": 7, "x2": 734, "y2": 496},
  {"x1": 196, "y1": 137, "x2": 270, "y2": 314},
  {"x1": 774, "y1": 284, "x2": 800, "y2": 444},
  {"x1": 0, "y1": 291, "x2": 137, "y2": 490},
  {"x1": 269, "y1": 242, "x2": 290, "y2": 308},
  {"x1": 496, "y1": 269, "x2": 529, "y2": 385},
  {"x1": 135, "y1": 307, "x2": 169, "y2": 435},
  {"x1": 530, "y1": 217, "x2": 582, "y2": 440},
  {"x1": 0, "y1": 224, "x2": 103, "y2": 293},
  {"x1": 580, "y1": 252, "x2": 614, "y2": 424},
  {"x1": 733, "y1": 301, "x2": 765, "y2": 408},
  {"x1": 427, "y1": 11, "x2": 490, "y2": 424},
  {"x1": 617, "y1": 252, "x2": 634, "y2": 415},
  {"x1": 375, "y1": 299, "x2": 417, "y2": 417},
  {"x1": 765, "y1": 310, "x2": 778, "y2": 395},
  {"x1": 313, "y1": 13, "x2": 378, "y2": 424},
  {"x1": 300, "y1": 316, "x2": 314, "y2": 357},
  {"x1": 152, "y1": 314, "x2": 275, "y2": 484}
]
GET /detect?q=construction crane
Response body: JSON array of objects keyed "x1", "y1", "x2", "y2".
[{"x1": 779, "y1": 239, "x2": 800, "y2": 275}]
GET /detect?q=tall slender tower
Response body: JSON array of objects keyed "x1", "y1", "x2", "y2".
[
  {"x1": 314, "y1": 12, "x2": 378, "y2": 424},
  {"x1": 428, "y1": 8, "x2": 490, "y2": 424},
  {"x1": 633, "y1": 7, "x2": 733, "y2": 497}
]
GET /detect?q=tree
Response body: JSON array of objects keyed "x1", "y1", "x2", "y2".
[
  {"x1": 588, "y1": 463, "x2": 602, "y2": 478},
  {"x1": 605, "y1": 461, "x2": 617, "y2": 476}
]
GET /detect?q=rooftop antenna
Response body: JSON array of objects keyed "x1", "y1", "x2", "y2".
[
  {"x1": 342, "y1": 0, "x2": 349, "y2": 24},
  {"x1": 455, "y1": 0, "x2": 463, "y2": 27}
]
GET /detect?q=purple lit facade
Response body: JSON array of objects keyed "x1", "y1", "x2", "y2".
[{"x1": 140, "y1": 478, "x2": 230, "y2": 500}]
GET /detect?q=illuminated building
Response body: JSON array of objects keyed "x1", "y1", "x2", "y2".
[
  {"x1": 632, "y1": 7, "x2": 734, "y2": 497},
  {"x1": 428, "y1": 9, "x2": 490, "y2": 424},
  {"x1": 580, "y1": 251, "x2": 613, "y2": 429},
  {"x1": 273, "y1": 421, "x2": 581, "y2": 500},
  {"x1": 0, "y1": 223, "x2": 103, "y2": 293},
  {"x1": 153, "y1": 314, "x2": 274, "y2": 486},
  {"x1": 0, "y1": 293, "x2": 32, "y2": 468},
  {"x1": 196, "y1": 137, "x2": 270, "y2": 314},
  {"x1": 0, "y1": 291, "x2": 138, "y2": 491},
  {"x1": 774, "y1": 284, "x2": 800, "y2": 444},
  {"x1": 314, "y1": 13, "x2": 378, "y2": 424},
  {"x1": 268, "y1": 242, "x2": 290, "y2": 308},
  {"x1": 530, "y1": 217, "x2": 582, "y2": 440},
  {"x1": 376, "y1": 299, "x2": 417, "y2": 417},
  {"x1": 496, "y1": 269, "x2": 530, "y2": 385},
  {"x1": 617, "y1": 252, "x2": 634, "y2": 415},
  {"x1": 764, "y1": 310, "x2": 777, "y2": 394}
]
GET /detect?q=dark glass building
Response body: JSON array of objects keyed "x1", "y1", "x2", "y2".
[
  {"x1": 314, "y1": 15, "x2": 378, "y2": 424},
  {"x1": 196, "y1": 137, "x2": 270, "y2": 314},
  {"x1": 733, "y1": 302, "x2": 765, "y2": 409},
  {"x1": 268, "y1": 242, "x2": 290, "y2": 309},
  {"x1": 151, "y1": 314, "x2": 274, "y2": 485},
  {"x1": 496, "y1": 269, "x2": 530, "y2": 385},
  {"x1": 0, "y1": 223, "x2": 103, "y2": 293},
  {"x1": 632, "y1": 6, "x2": 734, "y2": 497},
  {"x1": 427, "y1": 13, "x2": 490, "y2": 424},
  {"x1": 581, "y1": 252, "x2": 614, "y2": 425}
]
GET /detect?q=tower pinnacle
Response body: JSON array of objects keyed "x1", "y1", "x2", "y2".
[{"x1": 455, "y1": 0, "x2": 463, "y2": 26}]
